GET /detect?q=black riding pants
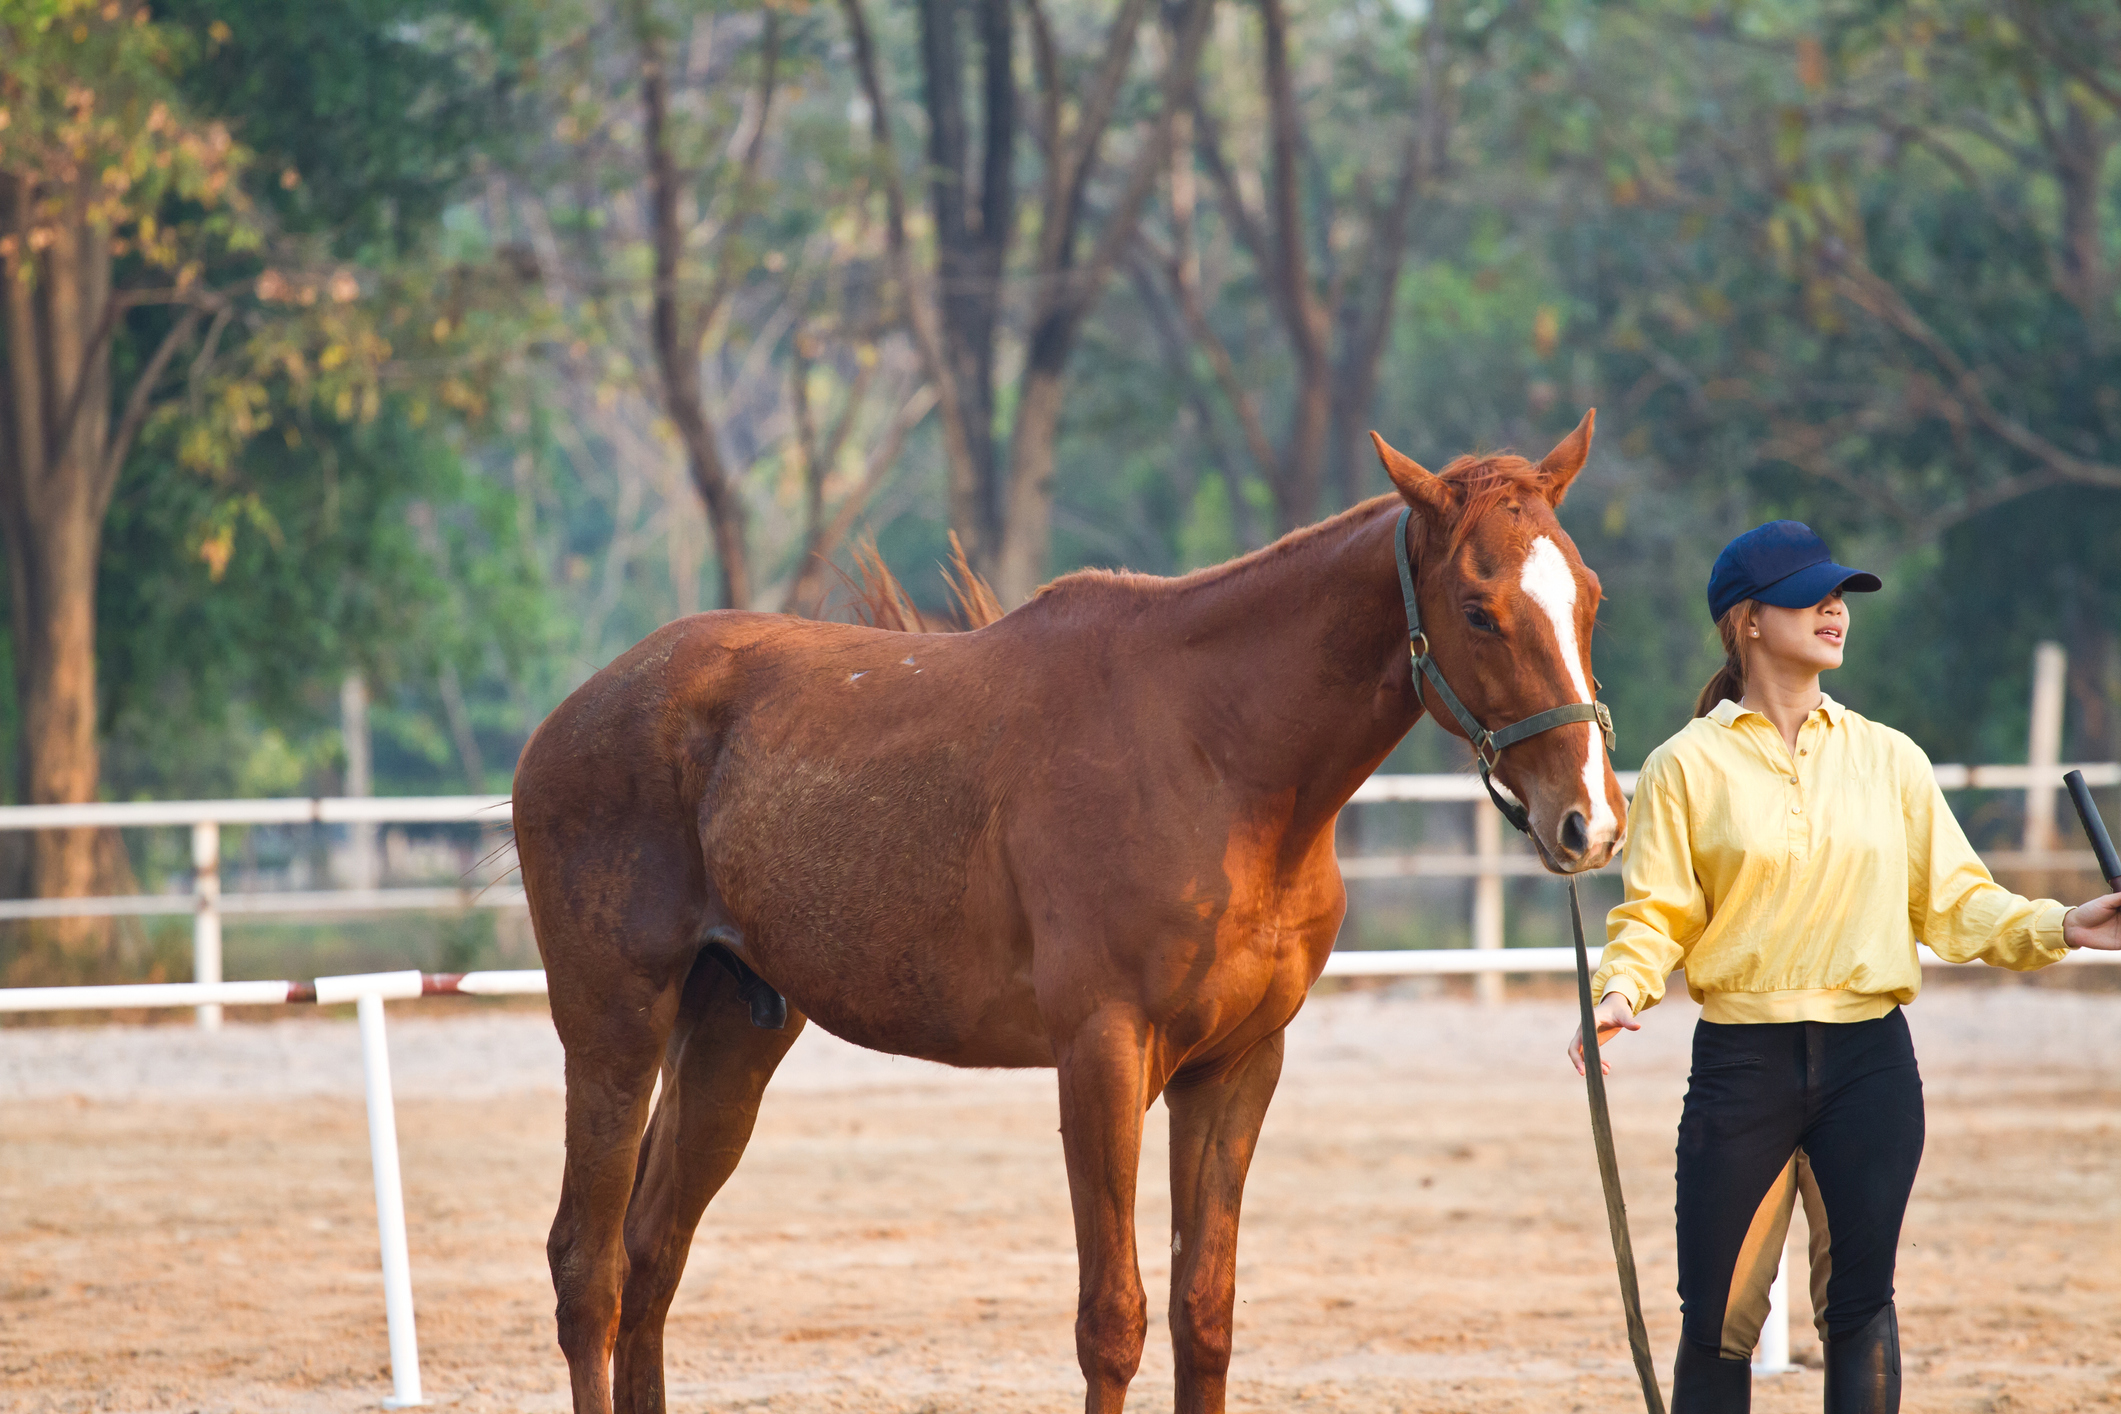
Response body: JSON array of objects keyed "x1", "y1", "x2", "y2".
[{"x1": 1675, "y1": 1009, "x2": 1924, "y2": 1359}]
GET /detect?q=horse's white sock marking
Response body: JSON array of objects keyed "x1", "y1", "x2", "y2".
[{"x1": 1518, "y1": 536, "x2": 1619, "y2": 844}]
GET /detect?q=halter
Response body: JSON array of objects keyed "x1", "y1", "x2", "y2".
[{"x1": 1394, "y1": 505, "x2": 1616, "y2": 836}]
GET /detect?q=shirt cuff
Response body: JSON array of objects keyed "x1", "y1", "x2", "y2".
[
  {"x1": 1594, "y1": 972, "x2": 1648, "y2": 1013},
  {"x1": 2035, "y1": 900, "x2": 2072, "y2": 955}
]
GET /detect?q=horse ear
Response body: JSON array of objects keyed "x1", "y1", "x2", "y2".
[
  {"x1": 1371, "y1": 431, "x2": 1453, "y2": 521},
  {"x1": 1534, "y1": 408, "x2": 1596, "y2": 506}
]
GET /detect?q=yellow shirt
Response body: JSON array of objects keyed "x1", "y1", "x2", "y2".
[{"x1": 1593, "y1": 694, "x2": 2068, "y2": 1024}]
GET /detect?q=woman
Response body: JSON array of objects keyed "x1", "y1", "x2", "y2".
[{"x1": 1566, "y1": 520, "x2": 2121, "y2": 1414}]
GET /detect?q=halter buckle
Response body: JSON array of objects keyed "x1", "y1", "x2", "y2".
[{"x1": 1408, "y1": 631, "x2": 1430, "y2": 661}]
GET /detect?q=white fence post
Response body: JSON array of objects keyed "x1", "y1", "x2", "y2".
[
  {"x1": 1472, "y1": 802, "x2": 1504, "y2": 1003},
  {"x1": 1753, "y1": 1237, "x2": 1792, "y2": 1374},
  {"x1": 2026, "y1": 642, "x2": 2067, "y2": 854},
  {"x1": 192, "y1": 820, "x2": 222, "y2": 1031},
  {"x1": 343, "y1": 673, "x2": 381, "y2": 890},
  {"x1": 315, "y1": 972, "x2": 430, "y2": 1409}
]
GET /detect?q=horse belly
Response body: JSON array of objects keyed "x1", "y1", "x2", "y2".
[{"x1": 701, "y1": 738, "x2": 1046, "y2": 1068}]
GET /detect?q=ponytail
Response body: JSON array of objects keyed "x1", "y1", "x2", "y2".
[{"x1": 1692, "y1": 601, "x2": 1756, "y2": 718}]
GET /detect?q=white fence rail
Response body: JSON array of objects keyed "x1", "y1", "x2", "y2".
[{"x1": 1, "y1": 758, "x2": 2114, "y2": 1026}]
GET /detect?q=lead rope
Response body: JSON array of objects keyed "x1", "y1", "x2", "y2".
[
  {"x1": 1570, "y1": 876, "x2": 1667, "y2": 1414},
  {"x1": 1392, "y1": 504, "x2": 1659, "y2": 1409}
]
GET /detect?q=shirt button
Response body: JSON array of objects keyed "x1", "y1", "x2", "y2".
[
  {"x1": 1789, "y1": 776, "x2": 1799, "y2": 784},
  {"x1": 1791, "y1": 805, "x2": 1802, "y2": 814}
]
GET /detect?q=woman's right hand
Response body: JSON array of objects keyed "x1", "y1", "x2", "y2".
[{"x1": 1568, "y1": 993, "x2": 1640, "y2": 1076}]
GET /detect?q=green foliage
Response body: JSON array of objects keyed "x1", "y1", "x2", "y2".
[
  {"x1": 156, "y1": 0, "x2": 532, "y2": 258},
  {"x1": 6, "y1": 0, "x2": 2113, "y2": 820},
  {"x1": 0, "y1": 0, "x2": 255, "y2": 271},
  {"x1": 8, "y1": 0, "x2": 564, "y2": 801},
  {"x1": 98, "y1": 404, "x2": 551, "y2": 797}
]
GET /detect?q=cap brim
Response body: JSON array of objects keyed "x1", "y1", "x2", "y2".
[{"x1": 1753, "y1": 560, "x2": 1881, "y2": 609}]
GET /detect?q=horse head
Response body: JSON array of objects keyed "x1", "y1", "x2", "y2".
[{"x1": 1370, "y1": 410, "x2": 1626, "y2": 873}]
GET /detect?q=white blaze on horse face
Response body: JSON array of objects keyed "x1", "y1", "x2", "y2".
[{"x1": 1518, "y1": 536, "x2": 1620, "y2": 846}]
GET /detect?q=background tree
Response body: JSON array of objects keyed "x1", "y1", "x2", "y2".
[
  {"x1": 0, "y1": 1, "x2": 257, "y2": 955},
  {"x1": 841, "y1": 0, "x2": 1216, "y2": 602},
  {"x1": 0, "y1": 0, "x2": 541, "y2": 978}
]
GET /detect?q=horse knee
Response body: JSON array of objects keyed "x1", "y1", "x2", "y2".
[
  {"x1": 1076, "y1": 1281, "x2": 1148, "y2": 1388},
  {"x1": 549, "y1": 1216, "x2": 623, "y2": 1351},
  {"x1": 1173, "y1": 1281, "x2": 1234, "y2": 1374}
]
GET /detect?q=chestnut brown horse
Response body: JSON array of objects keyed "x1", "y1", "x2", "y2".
[{"x1": 512, "y1": 411, "x2": 1626, "y2": 1414}]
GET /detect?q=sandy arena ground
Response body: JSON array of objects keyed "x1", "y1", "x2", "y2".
[{"x1": 3, "y1": 983, "x2": 2119, "y2": 1413}]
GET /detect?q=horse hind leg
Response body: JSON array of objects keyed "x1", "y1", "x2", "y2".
[
  {"x1": 612, "y1": 947, "x2": 805, "y2": 1414},
  {"x1": 546, "y1": 996, "x2": 668, "y2": 1414},
  {"x1": 527, "y1": 829, "x2": 704, "y2": 1414}
]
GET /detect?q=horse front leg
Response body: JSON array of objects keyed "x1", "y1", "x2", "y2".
[
  {"x1": 1056, "y1": 1007, "x2": 1156, "y2": 1414},
  {"x1": 1165, "y1": 1030, "x2": 1285, "y2": 1414}
]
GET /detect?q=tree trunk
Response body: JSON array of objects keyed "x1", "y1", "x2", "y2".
[
  {"x1": 2052, "y1": 96, "x2": 2112, "y2": 329},
  {"x1": 990, "y1": 0, "x2": 1213, "y2": 602},
  {"x1": 0, "y1": 174, "x2": 127, "y2": 973},
  {"x1": 1259, "y1": 0, "x2": 1330, "y2": 531},
  {"x1": 634, "y1": 3, "x2": 776, "y2": 612},
  {"x1": 918, "y1": 0, "x2": 1016, "y2": 572},
  {"x1": 1328, "y1": 0, "x2": 1445, "y2": 508},
  {"x1": 994, "y1": 345, "x2": 1068, "y2": 605}
]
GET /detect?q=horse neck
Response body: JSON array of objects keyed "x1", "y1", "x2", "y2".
[{"x1": 1162, "y1": 499, "x2": 1421, "y2": 834}]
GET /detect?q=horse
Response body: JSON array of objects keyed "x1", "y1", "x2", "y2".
[{"x1": 511, "y1": 411, "x2": 1626, "y2": 1414}]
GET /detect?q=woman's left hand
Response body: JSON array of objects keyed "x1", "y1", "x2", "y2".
[{"x1": 2063, "y1": 893, "x2": 2121, "y2": 950}]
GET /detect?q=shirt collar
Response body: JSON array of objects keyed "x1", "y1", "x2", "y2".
[{"x1": 1708, "y1": 693, "x2": 1846, "y2": 728}]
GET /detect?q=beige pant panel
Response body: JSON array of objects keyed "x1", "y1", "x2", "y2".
[
  {"x1": 1719, "y1": 1153, "x2": 1799, "y2": 1359},
  {"x1": 1798, "y1": 1149, "x2": 1831, "y2": 1343}
]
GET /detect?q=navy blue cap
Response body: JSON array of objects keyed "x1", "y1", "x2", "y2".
[{"x1": 1707, "y1": 521, "x2": 1880, "y2": 622}]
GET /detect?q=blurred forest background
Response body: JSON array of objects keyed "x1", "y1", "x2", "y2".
[{"x1": 2, "y1": 0, "x2": 2117, "y2": 978}]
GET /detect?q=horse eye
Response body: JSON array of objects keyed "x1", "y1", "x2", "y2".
[{"x1": 1463, "y1": 605, "x2": 1500, "y2": 634}]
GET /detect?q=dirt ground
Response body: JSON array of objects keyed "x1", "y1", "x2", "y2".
[{"x1": 3, "y1": 982, "x2": 2119, "y2": 1414}]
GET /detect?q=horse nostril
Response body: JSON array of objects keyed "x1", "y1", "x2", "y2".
[{"x1": 1560, "y1": 811, "x2": 1590, "y2": 856}]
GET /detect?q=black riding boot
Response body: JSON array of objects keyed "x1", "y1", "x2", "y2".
[
  {"x1": 1671, "y1": 1338, "x2": 1750, "y2": 1414},
  {"x1": 1824, "y1": 1304, "x2": 1900, "y2": 1414}
]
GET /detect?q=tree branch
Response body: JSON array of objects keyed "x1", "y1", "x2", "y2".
[
  {"x1": 2010, "y1": 0, "x2": 2121, "y2": 115},
  {"x1": 94, "y1": 304, "x2": 203, "y2": 515},
  {"x1": 1827, "y1": 256, "x2": 2121, "y2": 489},
  {"x1": 1139, "y1": 229, "x2": 1279, "y2": 485},
  {"x1": 1190, "y1": 102, "x2": 1270, "y2": 275},
  {"x1": 51, "y1": 285, "x2": 222, "y2": 479},
  {"x1": 780, "y1": 381, "x2": 938, "y2": 613},
  {"x1": 685, "y1": 10, "x2": 781, "y2": 353},
  {"x1": 1067, "y1": 0, "x2": 1218, "y2": 318},
  {"x1": 836, "y1": 0, "x2": 980, "y2": 552},
  {"x1": 1029, "y1": 0, "x2": 1156, "y2": 279}
]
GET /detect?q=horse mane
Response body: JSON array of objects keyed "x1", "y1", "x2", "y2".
[
  {"x1": 837, "y1": 449, "x2": 1541, "y2": 633},
  {"x1": 841, "y1": 532, "x2": 1005, "y2": 632},
  {"x1": 1036, "y1": 450, "x2": 1544, "y2": 602}
]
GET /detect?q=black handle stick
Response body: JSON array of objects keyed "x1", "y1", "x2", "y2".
[{"x1": 2064, "y1": 769, "x2": 2121, "y2": 893}]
